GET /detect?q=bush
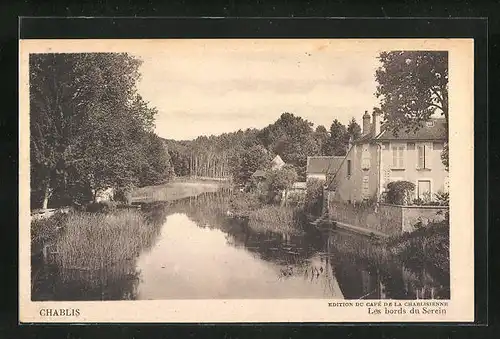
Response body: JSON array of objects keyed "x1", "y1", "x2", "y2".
[
  {"x1": 113, "y1": 187, "x2": 133, "y2": 205},
  {"x1": 229, "y1": 191, "x2": 263, "y2": 217},
  {"x1": 385, "y1": 181, "x2": 415, "y2": 205},
  {"x1": 85, "y1": 201, "x2": 117, "y2": 213},
  {"x1": 304, "y1": 178, "x2": 325, "y2": 216},
  {"x1": 434, "y1": 191, "x2": 449, "y2": 206}
]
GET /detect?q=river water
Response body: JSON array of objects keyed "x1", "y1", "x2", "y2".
[{"x1": 31, "y1": 190, "x2": 450, "y2": 301}]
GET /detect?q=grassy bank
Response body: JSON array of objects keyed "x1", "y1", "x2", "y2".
[
  {"x1": 32, "y1": 209, "x2": 162, "y2": 283},
  {"x1": 247, "y1": 205, "x2": 301, "y2": 234},
  {"x1": 229, "y1": 191, "x2": 304, "y2": 234},
  {"x1": 131, "y1": 180, "x2": 223, "y2": 203}
]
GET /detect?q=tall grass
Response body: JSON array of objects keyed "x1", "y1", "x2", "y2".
[
  {"x1": 248, "y1": 205, "x2": 301, "y2": 234},
  {"x1": 54, "y1": 210, "x2": 160, "y2": 281}
]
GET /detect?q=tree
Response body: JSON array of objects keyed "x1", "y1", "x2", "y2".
[
  {"x1": 232, "y1": 144, "x2": 272, "y2": 184},
  {"x1": 375, "y1": 51, "x2": 448, "y2": 168},
  {"x1": 347, "y1": 117, "x2": 361, "y2": 142},
  {"x1": 137, "y1": 132, "x2": 174, "y2": 187},
  {"x1": 375, "y1": 51, "x2": 448, "y2": 130},
  {"x1": 314, "y1": 125, "x2": 330, "y2": 155},
  {"x1": 257, "y1": 112, "x2": 319, "y2": 179},
  {"x1": 324, "y1": 119, "x2": 349, "y2": 156},
  {"x1": 264, "y1": 164, "x2": 298, "y2": 204},
  {"x1": 29, "y1": 53, "x2": 158, "y2": 208}
]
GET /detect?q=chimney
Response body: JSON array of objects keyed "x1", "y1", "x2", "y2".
[
  {"x1": 362, "y1": 111, "x2": 371, "y2": 135},
  {"x1": 372, "y1": 110, "x2": 381, "y2": 136}
]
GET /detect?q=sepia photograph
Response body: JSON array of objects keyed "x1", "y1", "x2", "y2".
[{"x1": 19, "y1": 38, "x2": 474, "y2": 322}]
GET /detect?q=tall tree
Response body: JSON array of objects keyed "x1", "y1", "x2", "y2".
[
  {"x1": 257, "y1": 112, "x2": 319, "y2": 178},
  {"x1": 232, "y1": 144, "x2": 272, "y2": 184},
  {"x1": 324, "y1": 119, "x2": 349, "y2": 156},
  {"x1": 346, "y1": 117, "x2": 362, "y2": 142},
  {"x1": 314, "y1": 125, "x2": 330, "y2": 155},
  {"x1": 375, "y1": 51, "x2": 448, "y2": 168},
  {"x1": 29, "y1": 53, "x2": 159, "y2": 207},
  {"x1": 375, "y1": 51, "x2": 448, "y2": 130}
]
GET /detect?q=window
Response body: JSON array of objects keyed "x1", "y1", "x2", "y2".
[
  {"x1": 407, "y1": 142, "x2": 415, "y2": 150},
  {"x1": 347, "y1": 160, "x2": 351, "y2": 176},
  {"x1": 417, "y1": 144, "x2": 432, "y2": 169},
  {"x1": 417, "y1": 180, "x2": 431, "y2": 199},
  {"x1": 392, "y1": 145, "x2": 405, "y2": 168}
]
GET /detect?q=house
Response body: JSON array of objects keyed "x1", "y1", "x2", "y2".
[
  {"x1": 329, "y1": 110, "x2": 448, "y2": 203},
  {"x1": 306, "y1": 156, "x2": 344, "y2": 182},
  {"x1": 270, "y1": 155, "x2": 285, "y2": 170}
]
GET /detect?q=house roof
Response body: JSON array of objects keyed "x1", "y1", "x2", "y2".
[
  {"x1": 271, "y1": 155, "x2": 285, "y2": 169},
  {"x1": 354, "y1": 118, "x2": 447, "y2": 144},
  {"x1": 306, "y1": 156, "x2": 344, "y2": 175},
  {"x1": 251, "y1": 169, "x2": 267, "y2": 178}
]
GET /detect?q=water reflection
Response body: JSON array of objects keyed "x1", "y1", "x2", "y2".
[{"x1": 31, "y1": 190, "x2": 449, "y2": 301}]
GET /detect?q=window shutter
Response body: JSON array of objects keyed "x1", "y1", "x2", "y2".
[
  {"x1": 424, "y1": 144, "x2": 431, "y2": 169},
  {"x1": 417, "y1": 145, "x2": 424, "y2": 169},
  {"x1": 392, "y1": 147, "x2": 397, "y2": 168},
  {"x1": 399, "y1": 146, "x2": 405, "y2": 168}
]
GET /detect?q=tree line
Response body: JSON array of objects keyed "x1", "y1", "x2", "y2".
[{"x1": 164, "y1": 113, "x2": 362, "y2": 183}]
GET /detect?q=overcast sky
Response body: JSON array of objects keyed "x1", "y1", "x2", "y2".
[{"x1": 133, "y1": 40, "x2": 382, "y2": 141}]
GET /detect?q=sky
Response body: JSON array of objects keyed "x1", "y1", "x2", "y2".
[{"x1": 133, "y1": 40, "x2": 382, "y2": 141}]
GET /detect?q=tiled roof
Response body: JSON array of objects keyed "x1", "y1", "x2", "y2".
[
  {"x1": 306, "y1": 156, "x2": 344, "y2": 175},
  {"x1": 353, "y1": 118, "x2": 447, "y2": 143}
]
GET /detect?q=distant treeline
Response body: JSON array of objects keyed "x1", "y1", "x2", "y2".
[{"x1": 164, "y1": 112, "x2": 362, "y2": 183}]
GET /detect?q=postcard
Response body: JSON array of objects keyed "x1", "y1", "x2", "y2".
[{"x1": 19, "y1": 38, "x2": 474, "y2": 323}]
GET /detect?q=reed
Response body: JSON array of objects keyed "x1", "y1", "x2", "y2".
[
  {"x1": 248, "y1": 205, "x2": 300, "y2": 234},
  {"x1": 53, "y1": 210, "x2": 160, "y2": 279}
]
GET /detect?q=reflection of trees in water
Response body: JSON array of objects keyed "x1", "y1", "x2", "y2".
[
  {"x1": 140, "y1": 190, "x2": 449, "y2": 300},
  {"x1": 327, "y1": 231, "x2": 450, "y2": 300}
]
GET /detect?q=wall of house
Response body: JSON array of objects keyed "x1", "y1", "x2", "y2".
[
  {"x1": 380, "y1": 141, "x2": 449, "y2": 201},
  {"x1": 333, "y1": 143, "x2": 380, "y2": 203}
]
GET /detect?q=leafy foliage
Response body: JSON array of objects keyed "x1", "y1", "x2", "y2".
[
  {"x1": 323, "y1": 119, "x2": 349, "y2": 156},
  {"x1": 303, "y1": 178, "x2": 325, "y2": 216},
  {"x1": 385, "y1": 181, "x2": 415, "y2": 205},
  {"x1": 29, "y1": 53, "x2": 170, "y2": 208},
  {"x1": 347, "y1": 117, "x2": 362, "y2": 142},
  {"x1": 257, "y1": 113, "x2": 319, "y2": 179},
  {"x1": 375, "y1": 51, "x2": 449, "y2": 134},
  {"x1": 264, "y1": 164, "x2": 299, "y2": 203}
]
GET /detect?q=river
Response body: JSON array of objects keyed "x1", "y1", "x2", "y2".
[{"x1": 31, "y1": 189, "x2": 450, "y2": 301}]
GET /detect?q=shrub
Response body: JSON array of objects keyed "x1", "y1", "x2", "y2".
[
  {"x1": 113, "y1": 187, "x2": 133, "y2": 205},
  {"x1": 304, "y1": 178, "x2": 325, "y2": 216},
  {"x1": 434, "y1": 191, "x2": 449, "y2": 206},
  {"x1": 85, "y1": 201, "x2": 117, "y2": 213},
  {"x1": 385, "y1": 181, "x2": 415, "y2": 205},
  {"x1": 247, "y1": 205, "x2": 300, "y2": 234},
  {"x1": 264, "y1": 164, "x2": 298, "y2": 203},
  {"x1": 229, "y1": 191, "x2": 263, "y2": 217}
]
